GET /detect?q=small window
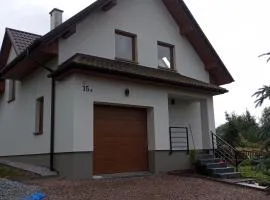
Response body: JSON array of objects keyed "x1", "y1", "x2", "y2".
[
  {"x1": 35, "y1": 97, "x2": 44, "y2": 135},
  {"x1": 0, "y1": 80, "x2": 5, "y2": 94},
  {"x1": 8, "y1": 80, "x2": 15, "y2": 102},
  {"x1": 115, "y1": 30, "x2": 137, "y2": 62},
  {"x1": 158, "y1": 42, "x2": 174, "y2": 69}
]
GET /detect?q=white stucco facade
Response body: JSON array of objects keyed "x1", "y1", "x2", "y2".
[
  {"x1": 0, "y1": 0, "x2": 217, "y2": 158},
  {"x1": 53, "y1": 74, "x2": 215, "y2": 153},
  {"x1": 59, "y1": 0, "x2": 209, "y2": 82},
  {"x1": 0, "y1": 68, "x2": 53, "y2": 156}
]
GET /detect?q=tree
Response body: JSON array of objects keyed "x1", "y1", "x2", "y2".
[
  {"x1": 253, "y1": 86, "x2": 270, "y2": 107},
  {"x1": 217, "y1": 112, "x2": 241, "y2": 146},
  {"x1": 261, "y1": 138, "x2": 270, "y2": 152},
  {"x1": 260, "y1": 107, "x2": 270, "y2": 140},
  {"x1": 216, "y1": 111, "x2": 261, "y2": 147},
  {"x1": 253, "y1": 53, "x2": 270, "y2": 107}
]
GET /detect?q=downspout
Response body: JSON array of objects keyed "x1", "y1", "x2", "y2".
[
  {"x1": 49, "y1": 77, "x2": 56, "y2": 171},
  {"x1": 26, "y1": 48, "x2": 56, "y2": 171}
]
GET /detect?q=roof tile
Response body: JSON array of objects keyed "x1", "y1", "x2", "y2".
[
  {"x1": 54, "y1": 54, "x2": 228, "y2": 94},
  {"x1": 6, "y1": 28, "x2": 41, "y2": 54}
]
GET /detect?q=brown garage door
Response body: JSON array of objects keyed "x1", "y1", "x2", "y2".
[{"x1": 93, "y1": 105, "x2": 149, "y2": 175}]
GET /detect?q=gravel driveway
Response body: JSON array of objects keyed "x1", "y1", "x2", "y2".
[{"x1": 28, "y1": 175, "x2": 268, "y2": 200}]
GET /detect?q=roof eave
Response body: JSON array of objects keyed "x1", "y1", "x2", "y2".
[
  {"x1": 162, "y1": 0, "x2": 234, "y2": 86},
  {"x1": 51, "y1": 54, "x2": 228, "y2": 95}
]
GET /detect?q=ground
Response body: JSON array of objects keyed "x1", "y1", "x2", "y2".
[
  {"x1": 0, "y1": 164, "x2": 39, "y2": 180},
  {"x1": 27, "y1": 175, "x2": 269, "y2": 200}
]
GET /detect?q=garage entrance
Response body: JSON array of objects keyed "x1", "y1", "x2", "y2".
[{"x1": 93, "y1": 105, "x2": 149, "y2": 175}]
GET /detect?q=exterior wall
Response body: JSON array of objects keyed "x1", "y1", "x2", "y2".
[
  {"x1": 59, "y1": 0, "x2": 209, "y2": 82},
  {"x1": 7, "y1": 46, "x2": 17, "y2": 64},
  {"x1": 200, "y1": 97, "x2": 216, "y2": 149},
  {"x1": 0, "y1": 60, "x2": 57, "y2": 156},
  {"x1": 0, "y1": 152, "x2": 92, "y2": 179},
  {"x1": 70, "y1": 74, "x2": 214, "y2": 152},
  {"x1": 169, "y1": 99, "x2": 203, "y2": 150},
  {"x1": 71, "y1": 74, "x2": 170, "y2": 151},
  {"x1": 54, "y1": 76, "x2": 76, "y2": 153},
  {"x1": 149, "y1": 151, "x2": 191, "y2": 173},
  {"x1": 0, "y1": 69, "x2": 216, "y2": 177}
]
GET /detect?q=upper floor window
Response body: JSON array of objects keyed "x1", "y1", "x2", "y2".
[
  {"x1": 115, "y1": 30, "x2": 137, "y2": 62},
  {"x1": 158, "y1": 42, "x2": 174, "y2": 69},
  {"x1": 8, "y1": 80, "x2": 15, "y2": 103}
]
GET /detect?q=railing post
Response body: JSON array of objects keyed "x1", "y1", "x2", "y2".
[
  {"x1": 169, "y1": 127, "x2": 172, "y2": 155},
  {"x1": 185, "y1": 127, "x2": 189, "y2": 155},
  {"x1": 211, "y1": 131, "x2": 215, "y2": 157},
  {"x1": 235, "y1": 151, "x2": 238, "y2": 172}
]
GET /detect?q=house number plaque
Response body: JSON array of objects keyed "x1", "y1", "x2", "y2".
[{"x1": 82, "y1": 82, "x2": 92, "y2": 93}]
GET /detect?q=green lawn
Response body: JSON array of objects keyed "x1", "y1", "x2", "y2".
[
  {"x1": 239, "y1": 165, "x2": 270, "y2": 186},
  {"x1": 0, "y1": 165, "x2": 38, "y2": 179}
]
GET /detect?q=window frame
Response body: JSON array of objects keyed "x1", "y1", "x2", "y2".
[
  {"x1": 34, "y1": 96, "x2": 44, "y2": 135},
  {"x1": 157, "y1": 41, "x2": 175, "y2": 70},
  {"x1": 115, "y1": 29, "x2": 137, "y2": 63},
  {"x1": 7, "y1": 79, "x2": 15, "y2": 103}
]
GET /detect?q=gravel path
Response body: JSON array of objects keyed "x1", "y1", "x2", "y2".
[
  {"x1": 0, "y1": 178, "x2": 42, "y2": 200},
  {"x1": 27, "y1": 175, "x2": 269, "y2": 200}
]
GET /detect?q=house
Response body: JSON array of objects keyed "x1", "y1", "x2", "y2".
[{"x1": 0, "y1": 0, "x2": 233, "y2": 179}]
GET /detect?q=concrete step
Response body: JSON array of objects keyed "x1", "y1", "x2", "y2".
[
  {"x1": 198, "y1": 158, "x2": 222, "y2": 165},
  {"x1": 213, "y1": 172, "x2": 241, "y2": 179},
  {"x1": 208, "y1": 167, "x2": 235, "y2": 174},
  {"x1": 196, "y1": 154, "x2": 214, "y2": 160},
  {"x1": 202, "y1": 162, "x2": 227, "y2": 169}
]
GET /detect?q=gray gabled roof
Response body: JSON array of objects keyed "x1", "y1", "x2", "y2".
[{"x1": 6, "y1": 28, "x2": 41, "y2": 55}]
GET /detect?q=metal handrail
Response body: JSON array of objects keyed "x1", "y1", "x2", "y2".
[
  {"x1": 211, "y1": 130, "x2": 239, "y2": 171},
  {"x1": 211, "y1": 131, "x2": 238, "y2": 151}
]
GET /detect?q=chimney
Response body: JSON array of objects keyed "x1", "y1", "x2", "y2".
[{"x1": 49, "y1": 8, "x2": 63, "y2": 30}]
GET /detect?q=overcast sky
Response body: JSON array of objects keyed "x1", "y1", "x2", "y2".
[{"x1": 1, "y1": 0, "x2": 270, "y2": 126}]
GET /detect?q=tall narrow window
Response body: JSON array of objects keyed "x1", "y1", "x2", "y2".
[
  {"x1": 158, "y1": 42, "x2": 174, "y2": 69},
  {"x1": 0, "y1": 80, "x2": 5, "y2": 94},
  {"x1": 115, "y1": 30, "x2": 137, "y2": 62},
  {"x1": 35, "y1": 97, "x2": 44, "y2": 135},
  {"x1": 8, "y1": 80, "x2": 15, "y2": 102}
]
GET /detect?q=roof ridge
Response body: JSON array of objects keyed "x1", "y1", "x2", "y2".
[{"x1": 6, "y1": 27, "x2": 42, "y2": 37}]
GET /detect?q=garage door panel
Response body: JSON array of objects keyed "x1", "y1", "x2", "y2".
[{"x1": 94, "y1": 105, "x2": 148, "y2": 175}]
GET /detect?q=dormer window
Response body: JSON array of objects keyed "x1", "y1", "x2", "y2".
[
  {"x1": 115, "y1": 30, "x2": 137, "y2": 62},
  {"x1": 158, "y1": 42, "x2": 174, "y2": 69}
]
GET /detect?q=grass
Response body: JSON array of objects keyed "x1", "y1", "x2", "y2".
[
  {"x1": 0, "y1": 164, "x2": 38, "y2": 179},
  {"x1": 239, "y1": 165, "x2": 270, "y2": 186}
]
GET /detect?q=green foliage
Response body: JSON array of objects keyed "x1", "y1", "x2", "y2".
[
  {"x1": 216, "y1": 111, "x2": 261, "y2": 147},
  {"x1": 261, "y1": 138, "x2": 270, "y2": 152},
  {"x1": 253, "y1": 86, "x2": 270, "y2": 108},
  {"x1": 189, "y1": 149, "x2": 197, "y2": 164},
  {"x1": 239, "y1": 165, "x2": 270, "y2": 186},
  {"x1": 0, "y1": 165, "x2": 24, "y2": 178},
  {"x1": 239, "y1": 156, "x2": 270, "y2": 186},
  {"x1": 260, "y1": 107, "x2": 270, "y2": 140},
  {"x1": 253, "y1": 53, "x2": 270, "y2": 107}
]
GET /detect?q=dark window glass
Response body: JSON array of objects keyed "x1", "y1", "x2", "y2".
[
  {"x1": 35, "y1": 97, "x2": 44, "y2": 135},
  {"x1": 158, "y1": 42, "x2": 174, "y2": 69},
  {"x1": 115, "y1": 31, "x2": 136, "y2": 61}
]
